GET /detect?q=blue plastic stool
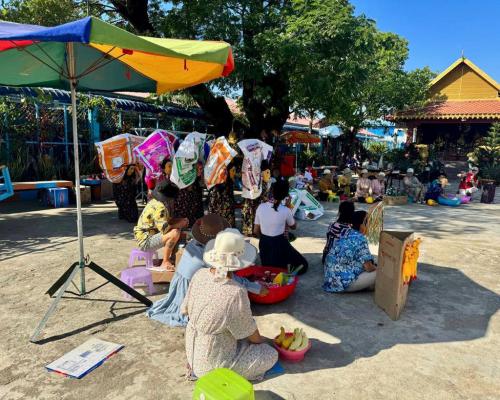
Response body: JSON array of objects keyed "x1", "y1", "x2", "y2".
[
  {"x1": 0, "y1": 165, "x2": 13, "y2": 202},
  {"x1": 193, "y1": 368, "x2": 254, "y2": 400}
]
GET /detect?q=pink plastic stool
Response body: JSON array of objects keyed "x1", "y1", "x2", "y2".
[
  {"x1": 128, "y1": 248, "x2": 158, "y2": 268},
  {"x1": 120, "y1": 267, "x2": 155, "y2": 298}
]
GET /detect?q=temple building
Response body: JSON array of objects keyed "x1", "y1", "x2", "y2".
[{"x1": 394, "y1": 57, "x2": 500, "y2": 160}]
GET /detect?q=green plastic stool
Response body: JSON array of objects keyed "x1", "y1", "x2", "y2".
[{"x1": 193, "y1": 368, "x2": 254, "y2": 400}]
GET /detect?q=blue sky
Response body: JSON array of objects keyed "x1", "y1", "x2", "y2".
[{"x1": 351, "y1": 0, "x2": 500, "y2": 82}]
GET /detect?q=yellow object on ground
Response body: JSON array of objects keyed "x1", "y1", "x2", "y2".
[{"x1": 402, "y1": 238, "x2": 422, "y2": 284}]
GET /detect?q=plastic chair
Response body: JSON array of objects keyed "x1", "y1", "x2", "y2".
[
  {"x1": 128, "y1": 248, "x2": 158, "y2": 269},
  {"x1": 193, "y1": 368, "x2": 254, "y2": 400},
  {"x1": 120, "y1": 267, "x2": 155, "y2": 297},
  {"x1": 0, "y1": 165, "x2": 14, "y2": 202}
]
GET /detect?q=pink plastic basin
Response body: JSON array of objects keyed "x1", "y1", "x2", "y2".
[{"x1": 273, "y1": 333, "x2": 312, "y2": 363}]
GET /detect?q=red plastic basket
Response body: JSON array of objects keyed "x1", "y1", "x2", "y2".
[{"x1": 235, "y1": 266, "x2": 298, "y2": 304}]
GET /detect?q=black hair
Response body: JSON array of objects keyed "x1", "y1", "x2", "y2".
[
  {"x1": 271, "y1": 179, "x2": 289, "y2": 211},
  {"x1": 352, "y1": 210, "x2": 367, "y2": 232},
  {"x1": 156, "y1": 181, "x2": 179, "y2": 200},
  {"x1": 337, "y1": 201, "x2": 355, "y2": 224},
  {"x1": 160, "y1": 157, "x2": 172, "y2": 171},
  {"x1": 261, "y1": 159, "x2": 270, "y2": 172}
]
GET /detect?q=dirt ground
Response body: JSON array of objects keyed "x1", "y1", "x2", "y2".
[{"x1": 0, "y1": 193, "x2": 499, "y2": 400}]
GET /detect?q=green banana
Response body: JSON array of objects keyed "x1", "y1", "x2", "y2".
[
  {"x1": 296, "y1": 329, "x2": 309, "y2": 351},
  {"x1": 288, "y1": 328, "x2": 303, "y2": 351}
]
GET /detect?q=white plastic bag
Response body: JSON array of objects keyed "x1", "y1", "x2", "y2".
[
  {"x1": 171, "y1": 132, "x2": 206, "y2": 189},
  {"x1": 238, "y1": 139, "x2": 273, "y2": 200}
]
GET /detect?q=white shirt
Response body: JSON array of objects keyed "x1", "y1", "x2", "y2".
[{"x1": 255, "y1": 202, "x2": 295, "y2": 237}]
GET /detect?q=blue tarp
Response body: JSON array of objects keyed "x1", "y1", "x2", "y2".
[{"x1": 0, "y1": 17, "x2": 91, "y2": 42}]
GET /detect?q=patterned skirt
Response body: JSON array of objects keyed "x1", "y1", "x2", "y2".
[
  {"x1": 174, "y1": 184, "x2": 204, "y2": 227},
  {"x1": 207, "y1": 188, "x2": 235, "y2": 227},
  {"x1": 241, "y1": 198, "x2": 260, "y2": 236}
]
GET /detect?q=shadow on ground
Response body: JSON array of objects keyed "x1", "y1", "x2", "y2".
[{"x1": 252, "y1": 257, "x2": 500, "y2": 374}]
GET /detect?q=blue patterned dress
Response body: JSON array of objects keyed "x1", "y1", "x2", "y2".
[{"x1": 323, "y1": 229, "x2": 373, "y2": 293}]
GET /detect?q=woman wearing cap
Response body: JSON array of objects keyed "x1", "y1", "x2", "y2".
[
  {"x1": 403, "y1": 168, "x2": 424, "y2": 203},
  {"x1": 133, "y1": 181, "x2": 189, "y2": 271},
  {"x1": 182, "y1": 229, "x2": 278, "y2": 380},
  {"x1": 370, "y1": 172, "x2": 386, "y2": 201},
  {"x1": 254, "y1": 179, "x2": 309, "y2": 274},
  {"x1": 338, "y1": 168, "x2": 352, "y2": 199},
  {"x1": 355, "y1": 169, "x2": 371, "y2": 202},
  {"x1": 147, "y1": 215, "x2": 266, "y2": 327},
  {"x1": 323, "y1": 210, "x2": 377, "y2": 293},
  {"x1": 318, "y1": 169, "x2": 334, "y2": 200}
]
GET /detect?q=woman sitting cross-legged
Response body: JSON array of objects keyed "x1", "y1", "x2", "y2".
[
  {"x1": 253, "y1": 179, "x2": 308, "y2": 274},
  {"x1": 182, "y1": 228, "x2": 278, "y2": 381},
  {"x1": 323, "y1": 210, "x2": 377, "y2": 293},
  {"x1": 322, "y1": 200, "x2": 355, "y2": 265},
  {"x1": 146, "y1": 214, "x2": 267, "y2": 327}
]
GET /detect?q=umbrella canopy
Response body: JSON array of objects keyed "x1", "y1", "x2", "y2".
[
  {"x1": 0, "y1": 16, "x2": 234, "y2": 93},
  {"x1": 0, "y1": 17, "x2": 234, "y2": 300},
  {"x1": 281, "y1": 130, "x2": 321, "y2": 144}
]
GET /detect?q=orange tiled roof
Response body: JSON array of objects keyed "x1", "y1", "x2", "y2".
[{"x1": 395, "y1": 99, "x2": 500, "y2": 121}]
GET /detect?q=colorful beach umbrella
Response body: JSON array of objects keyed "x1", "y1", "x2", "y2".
[
  {"x1": 281, "y1": 131, "x2": 321, "y2": 144},
  {"x1": 0, "y1": 17, "x2": 234, "y2": 308}
]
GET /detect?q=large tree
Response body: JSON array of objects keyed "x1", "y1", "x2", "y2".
[{"x1": 2, "y1": 0, "x2": 433, "y2": 145}]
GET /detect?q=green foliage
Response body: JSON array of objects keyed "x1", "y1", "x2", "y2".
[
  {"x1": 365, "y1": 142, "x2": 388, "y2": 159},
  {"x1": 1, "y1": 0, "x2": 83, "y2": 25},
  {"x1": 471, "y1": 123, "x2": 500, "y2": 182}
]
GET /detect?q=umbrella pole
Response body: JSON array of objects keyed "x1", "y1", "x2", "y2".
[{"x1": 68, "y1": 43, "x2": 86, "y2": 295}]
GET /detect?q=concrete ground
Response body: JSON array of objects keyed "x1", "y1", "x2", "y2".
[{"x1": 0, "y1": 193, "x2": 499, "y2": 400}]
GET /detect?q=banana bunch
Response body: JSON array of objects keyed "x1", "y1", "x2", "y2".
[
  {"x1": 275, "y1": 327, "x2": 309, "y2": 351},
  {"x1": 402, "y1": 238, "x2": 422, "y2": 284}
]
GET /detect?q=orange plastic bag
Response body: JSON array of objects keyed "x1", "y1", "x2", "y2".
[
  {"x1": 204, "y1": 137, "x2": 237, "y2": 189},
  {"x1": 95, "y1": 134, "x2": 144, "y2": 183}
]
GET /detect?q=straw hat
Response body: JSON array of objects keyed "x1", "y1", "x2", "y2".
[
  {"x1": 342, "y1": 168, "x2": 352, "y2": 176},
  {"x1": 323, "y1": 169, "x2": 331, "y2": 175},
  {"x1": 203, "y1": 228, "x2": 257, "y2": 272},
  {"x1": 191, "y1": 214, "x2": 230, "y2": 245}
]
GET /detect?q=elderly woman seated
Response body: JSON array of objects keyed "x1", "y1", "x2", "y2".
[
  {"x1": 182, "y1": 228, "x2": 278, "y2": 381},
  {"x1": 323, "y1": 210, "x2": 377, "y2": 293},
  {"x1": 147, "y1": 214, "x2": 266, "y2": 327},
  {"x1": 403, "y1": 168, "x2": 424, "y2": 203},
  {"x1": 355, "y1": 169, "x2": 371, "y2": 202},
  {"x1": 370, "y1": 172, "x2": 386, "y2": 201}
]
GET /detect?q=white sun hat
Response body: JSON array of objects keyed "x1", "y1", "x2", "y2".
[
  {"x1": 203, "y1": 228, "x2": 257, "y2": 272},
  {"x1": 407, "y1": 168, "x2": 414, "y2": 174},
  {"x1": 323, "y1": 169, "x2": 331, "y2": 175},
  {"x1": 378, "y1": 171, "x2": 386, "y2": 178},
  {"x1": 360, "y1": 169, "x2": 368, "y2": 175}
]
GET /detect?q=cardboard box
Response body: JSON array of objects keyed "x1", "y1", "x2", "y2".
[
  {"x1": 150, "y1": 247, "x2": 184, "y2": 283},
  {"x1": 375, "y1": 231, "x2": 414, "y2": 320}
]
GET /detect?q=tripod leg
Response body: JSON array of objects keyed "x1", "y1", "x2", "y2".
[
  {"x1": 31, "y1": 263, "x2": 80, "y2": 343},
  {"x1": 46, "y1": 262, "x2": 79, "y2": 297},
  {"x1": 87, "y1": 262, "x2": 152, "y2": 307}
]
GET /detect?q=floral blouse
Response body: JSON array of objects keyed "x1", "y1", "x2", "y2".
[
  {"x1": 133, "y1": 199, "x2": 170, "y2": 247},
  {"x1": 323, "y1": 229, "x2": 373, "y2": 292}
]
